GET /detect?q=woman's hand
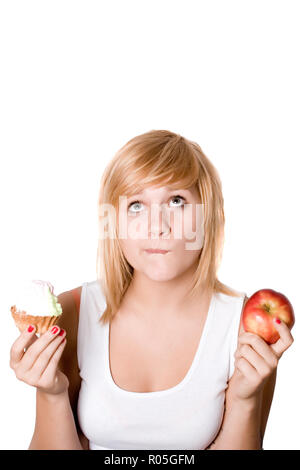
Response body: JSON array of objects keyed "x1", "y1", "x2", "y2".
[
  {"x1": 9, "y1": 324, "x2": 69, "y2": 396},
  {"x1": 231, "y1": 317, "x2": 294, "y2": 401}
]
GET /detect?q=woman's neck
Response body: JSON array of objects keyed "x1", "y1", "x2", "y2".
[{"x1": 121, "y1": 267, "x2": 210, "y2": 321}]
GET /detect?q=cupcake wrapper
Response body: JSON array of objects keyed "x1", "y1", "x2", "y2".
[{"x1": 10, "y1": 305, "x2": 60, "y2": 335}]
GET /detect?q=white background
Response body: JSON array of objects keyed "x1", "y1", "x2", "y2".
[{"x1": 0, "y1": 0, "x2": 299, "y2": 450}]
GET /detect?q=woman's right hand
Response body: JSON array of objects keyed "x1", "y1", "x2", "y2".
[{"x1": 9, "y1": 325, "x2": 69, "y2": 396}]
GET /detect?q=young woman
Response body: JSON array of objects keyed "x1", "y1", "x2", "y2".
[{"x1": 10, "y1": 130, "x2": 294, "y2": 450}]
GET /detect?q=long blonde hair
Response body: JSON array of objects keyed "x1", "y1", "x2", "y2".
[{"x1": 96, "y1": 129, "x2": 240, "y2": 324}]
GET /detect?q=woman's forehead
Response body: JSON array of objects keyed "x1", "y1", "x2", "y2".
[{"x1": 128, "y1": 184, "x2": 196, "y2": 197}]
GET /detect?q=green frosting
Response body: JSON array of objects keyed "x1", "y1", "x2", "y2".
[{"x1": 46, "y1": 287, "x2": 63, "y2": 316}]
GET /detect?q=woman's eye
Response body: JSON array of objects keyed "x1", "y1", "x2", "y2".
[
  {"x1": 128, "y1": 201, "x2": 143, "y2": 213},
  {"x1": 128, "y1": 195, "x2": 186, "y2": 213},
  {"x1": 169, "y1": 195, "x2": 186, "y2": 208}
]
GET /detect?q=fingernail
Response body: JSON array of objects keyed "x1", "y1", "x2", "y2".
[
  {"x1": 27, "y1": 325, "x2": 35, "y2": 333},
  {"x1": 51, "y1": 326, "x2": 59, "y2": 335},
  {"x1": 58, "y1": 329, "x2": 65, "y2": 336},
  {"x1": 274, "y1": 317, "x2": 281, "y2": 324}
]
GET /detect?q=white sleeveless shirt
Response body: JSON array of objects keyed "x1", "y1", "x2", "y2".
[{"x1": 76, "y1": 280, "x2": 246, "y2": 450}]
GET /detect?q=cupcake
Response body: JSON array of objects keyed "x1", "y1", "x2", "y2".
[{"x1": 10, "y1": 280, "x2": 63, "y2": 335}]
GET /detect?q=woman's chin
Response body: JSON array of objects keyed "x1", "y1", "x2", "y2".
[{"x1": 143, "y1": 269, "x2": 179, "y2": 282}]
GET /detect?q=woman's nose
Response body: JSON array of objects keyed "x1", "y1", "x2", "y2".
[{"x1": 148, "y1": 204, "x2": 171, "y2": 239}]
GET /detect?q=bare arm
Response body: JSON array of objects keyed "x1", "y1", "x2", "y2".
[
  {"x1": 58, "y1": 287, "x2": 89, "y2": 450},
  {"x1": 29, "y1": 389, "x2": 83, "y2": 450},
  {"x1": 206, "y1": 389, "x2": 262, "y2": 450},
  {"x1": 206, "y1": 367, "x2": 277, "y2": 450}
]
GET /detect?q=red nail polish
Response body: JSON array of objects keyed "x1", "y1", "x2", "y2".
[
  {"x1": 51, "y1": 326, "x2": 59, "y2": 334},
  {"x1": 27, "y1": 325, "x2": 34, "y2": 333},
  {"x1": 275, "y1": 317, "x2": 281, "y2": 324},
  {"x1": 58, "y1": 329, "x2": 65, "y2": 336}
]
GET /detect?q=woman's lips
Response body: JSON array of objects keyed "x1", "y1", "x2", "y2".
[{"x1": 144, "y1": 249, "x2": 170, "y2": 254}]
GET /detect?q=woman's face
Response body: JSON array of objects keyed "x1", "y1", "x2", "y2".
[{"x1": 118, "y1": 184, "x2": 205, "y2": 282}]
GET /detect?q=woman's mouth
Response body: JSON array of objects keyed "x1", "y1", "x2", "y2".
[{"x1": 144, "y1": 249, "x2": 170, "y2": 254}]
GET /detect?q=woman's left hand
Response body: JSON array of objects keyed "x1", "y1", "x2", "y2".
[{"x1": 231, "y1": 317, "x2": 294, "y2": 401}]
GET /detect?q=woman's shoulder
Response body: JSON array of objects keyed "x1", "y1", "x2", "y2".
[
  {"x1": 56, "y1": 287, "x2": 81, "y2": 398},
  {"x1": 213, "y1": 288, "x2": 248, "y2": 335},
  {"x1": 57, "y1": 286, "x2": 82, "y2": 329},
  {"x1": 55, "y1": 285, "x2": 85, "y2": 365},
  {"x1": 214, "y1": 287, "x2": 248, "y2": 306},
  {"x1": 57, "y1": 280, "x2": 104, "y2": 329}
]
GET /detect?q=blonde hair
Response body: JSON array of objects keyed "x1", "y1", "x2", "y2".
[{"x1": 96, "y1": 129, "x2": 241, "y2": 325}]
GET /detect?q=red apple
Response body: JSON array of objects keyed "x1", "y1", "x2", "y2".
[{"x1": 242, "y1": 288, "x2": 295, "y2": 344}]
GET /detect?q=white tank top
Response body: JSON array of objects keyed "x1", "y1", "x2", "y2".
[{"x1": 76, "y1": 280, "x2": 246, "y2": 450}]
